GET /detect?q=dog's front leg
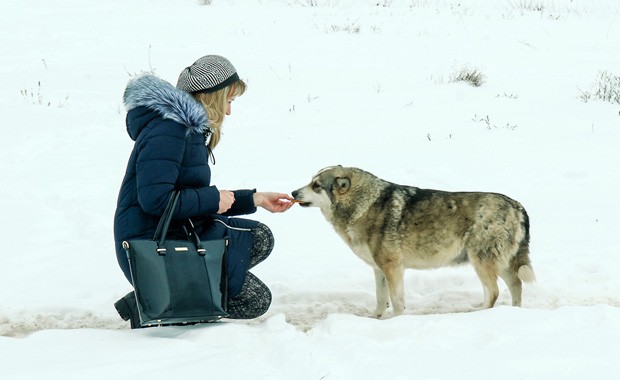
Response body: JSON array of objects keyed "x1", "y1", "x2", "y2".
[
  {"x1": 382, "y1": 264, "x2": 405, "y2": 316},
  {"x1": 373, "y1": 268, "x2": 390, "y2": 318}
]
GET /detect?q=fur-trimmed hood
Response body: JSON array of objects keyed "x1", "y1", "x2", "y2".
[{"x1": 123, "y1": 74, "x2": 209, "y2": 140}]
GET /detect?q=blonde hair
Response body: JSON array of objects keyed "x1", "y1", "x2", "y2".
[{"x1": 192, "y1": 79, "x2": 247, "y2": 150}]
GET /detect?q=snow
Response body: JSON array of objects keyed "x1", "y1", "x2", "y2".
[{"x1": 1, "y1": 0, "x2": 620, "y2": 378}]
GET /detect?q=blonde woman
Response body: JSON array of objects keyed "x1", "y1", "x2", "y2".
[{"x1": 113, "y1": 55, "x2": 294, "y2": 328}]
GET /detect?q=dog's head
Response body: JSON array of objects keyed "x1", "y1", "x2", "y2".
[{"x1": 291, "y1": 165, "x2": 353, "y2": 211}]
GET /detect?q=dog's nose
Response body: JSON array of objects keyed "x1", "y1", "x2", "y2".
[{"x1": 291, "y1": 190, "x2": 299, "y2": 198}]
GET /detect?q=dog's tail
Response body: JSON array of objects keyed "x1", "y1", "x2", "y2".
[
  {"x1": 515, "y1": 208, "x2": 536, "y2": 283},
  {"x1": 517, "y1": 264, "x2": 536, "y2": 283}
]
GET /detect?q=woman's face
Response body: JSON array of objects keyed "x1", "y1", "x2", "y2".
[{"x1": 226, "y1": 96, "x2": 236, "y2": 116}]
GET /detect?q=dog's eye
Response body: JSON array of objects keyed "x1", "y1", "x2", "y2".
[{"x1": 312, "y1": 182, "x2": 321, "y2": 191}]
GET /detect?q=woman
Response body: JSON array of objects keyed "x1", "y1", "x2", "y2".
[{"x1": 113, "y1": 55, "x2": 294, "y2": 328}]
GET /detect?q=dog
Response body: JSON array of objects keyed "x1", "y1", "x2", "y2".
[{"x1": 292, "y1": 166, "x2": 536, "y2": 317}]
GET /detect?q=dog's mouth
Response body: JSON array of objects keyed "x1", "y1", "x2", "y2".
[{"x1": 292, "y1": 199, "x2": 311, "y2": 207}]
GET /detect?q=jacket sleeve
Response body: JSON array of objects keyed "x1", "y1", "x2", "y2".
[
  {"x1": 135, "y1": 119, "x2": 220, "y2": 218},
  {"x1": 222, "y1": 189, "x2": 258, "y2": 216}
]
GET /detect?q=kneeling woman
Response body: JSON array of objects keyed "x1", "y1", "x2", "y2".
[{"x1": 113, "y1": 55, "x2": 294, "y2": 328}]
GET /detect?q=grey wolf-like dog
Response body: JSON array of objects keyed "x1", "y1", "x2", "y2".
[{"x1": 292, "y1": 166, "x2": 535, "y2": 317}]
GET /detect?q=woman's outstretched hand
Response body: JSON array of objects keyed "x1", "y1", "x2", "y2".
[{"x1": 253, "y1": 192, "x2": 295, "y2": 213}]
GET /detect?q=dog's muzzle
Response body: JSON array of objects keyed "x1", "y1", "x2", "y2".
[{"x1": 291, "y1": 190, "x2": 311, "y2": 207}]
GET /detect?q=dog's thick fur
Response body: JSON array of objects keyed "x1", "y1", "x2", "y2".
[{"x1": 292, "y1": 166, "x2": 535, "y2": 317}]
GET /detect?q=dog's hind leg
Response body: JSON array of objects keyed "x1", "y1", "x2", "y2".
[
  {"x1": 471, "y1": 259, "x2": 500, "y2": 308},
  {"x1": 501, "y1": 242, "x2": 535, "y2": 307},
  {"x1": 499, "y1": 269, "x2": 522, "y2": 307},
  {"x1": 373, "y1": 268, "x2": 390, "y2": 318}
]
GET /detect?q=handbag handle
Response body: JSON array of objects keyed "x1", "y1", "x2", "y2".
[
  {"x1": 152, "y1": 191, "x2": 209, "y2": 256},
  {"x1": 153, "y1": 190, "x2": 180, "y2": 241},
  {"x1": 184, "y1": 219, "x2": 208, "y2": 256}
]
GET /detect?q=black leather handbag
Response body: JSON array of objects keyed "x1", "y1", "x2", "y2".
[{"x1": 122, "y1": 191, "x2": 228, "y2": 327}]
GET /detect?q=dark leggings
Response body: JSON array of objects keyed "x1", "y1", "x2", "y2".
[{"x1": 226, "y1": 223, "x2": 274, "y2": 319}]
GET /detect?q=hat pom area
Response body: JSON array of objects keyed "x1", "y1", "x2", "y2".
[{"x1": 177, "y1": 55, "x2": 239, "y2": 94}]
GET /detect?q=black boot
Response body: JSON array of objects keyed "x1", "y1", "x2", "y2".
[{"x1": 114, "y1": 291, "x2": 141, "y2": 329}]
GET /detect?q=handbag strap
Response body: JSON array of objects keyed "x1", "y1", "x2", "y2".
[
  {"x1": 185, "y1": 218, "x2": 207, "y2": 256},
  {"x1": 152, "y1": 191, "x2": 222, "y2": 256},
  {"x1": 153, "y1": 190, "x2": 180, "y2": 242}
]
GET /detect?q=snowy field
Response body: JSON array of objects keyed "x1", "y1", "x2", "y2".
[{"x1": 1, "y1": 0, "x2": 620, "y2": 378}]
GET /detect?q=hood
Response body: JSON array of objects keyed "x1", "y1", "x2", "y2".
[{"x1": 122, "y1": 74, "x2": 209, "y2": 140}]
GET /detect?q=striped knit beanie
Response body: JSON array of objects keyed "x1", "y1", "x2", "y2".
[{"x1": 176, "y1": 55, "x2": 239, "y2": 94}]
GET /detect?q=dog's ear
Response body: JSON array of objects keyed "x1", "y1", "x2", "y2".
[{"x1": 333, "y1": 177, "x2": 350, "y2": 194}]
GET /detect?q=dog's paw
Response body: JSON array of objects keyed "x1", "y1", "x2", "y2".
[
  {"x1": 392, "y1": 304, "x2": 405, "y2": 316},
  {"x1": 373, "y1": 302, "x2": 390, "y2": 318}
]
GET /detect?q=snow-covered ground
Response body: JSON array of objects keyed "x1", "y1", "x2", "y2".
[{"x1": 1, "y1": 0, "x2": 619, "y2": 378}]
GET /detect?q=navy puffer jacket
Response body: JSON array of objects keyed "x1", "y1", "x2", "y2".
[{"x1": 114, "y1": 74, "x2": 257, "y2": 297}]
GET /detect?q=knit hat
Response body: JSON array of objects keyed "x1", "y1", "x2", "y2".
[{"x1": 176, "y1": 55, "x2": 239, "y2": 94}]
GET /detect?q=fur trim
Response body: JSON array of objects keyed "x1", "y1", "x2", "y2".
[{"x1": 123, "y1": 74, "x2": 209, "y2": 135}]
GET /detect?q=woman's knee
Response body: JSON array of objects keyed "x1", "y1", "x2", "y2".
[{"x1": 249, "y1": 223, "x2": 275, "y2": 268}]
